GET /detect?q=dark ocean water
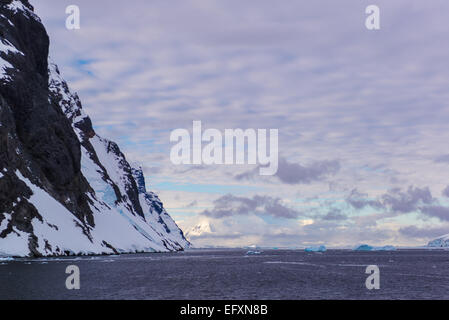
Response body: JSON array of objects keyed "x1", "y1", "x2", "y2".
[{"x1": 1, "y1": 249, "x2": 448, "y2": 300}]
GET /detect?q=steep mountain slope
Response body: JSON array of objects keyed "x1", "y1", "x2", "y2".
[
  {"x1": 0, "y1": 0, "x2": 189, "y2": 257},
  {"x1": 132, "y1": 166, "x2": 189, "y2": 249}
]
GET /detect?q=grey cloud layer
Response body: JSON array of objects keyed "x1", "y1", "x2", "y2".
[
  {"x1": 434, "y1": 155, "x2": 449, "y2": 163},
  {"x1": 346, "y1": 189, "x2": 383, "y2": 210},
  {"x1": 322, "y1": 208, "x2": 347, "y2": 221},
  {"x1": 236, "y1": 158, "x2": 340, "y2": 184}
]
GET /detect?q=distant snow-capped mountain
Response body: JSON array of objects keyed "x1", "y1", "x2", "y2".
[
  {"x1": 427, "y1": 234, "x2": 449, "y2": 248},
  {"x1": 185, "y1": 220, "x2": 214, "y2": 239},
  {"x1": 0, "y1": 0, "x2": 189, "y2": 257}
]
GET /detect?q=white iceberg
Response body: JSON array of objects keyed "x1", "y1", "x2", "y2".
[
  {"x1": 427, "y1": 234, "x2": 449, "y2": 248},
  {"x1": 0, "y1": 257, "x2": 14, "y2": 262},
  {"x1": 246, "y1": 244, "x2": 260, "y2": 249}
]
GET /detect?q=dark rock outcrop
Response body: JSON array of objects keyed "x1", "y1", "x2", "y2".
[{"x1": 1, "y1": 0, "x2": 95, "y2": 254}]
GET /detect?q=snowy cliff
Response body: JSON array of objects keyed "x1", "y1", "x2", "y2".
[{"x1": 0, "y1": 0, "x2": 189, "y2": 257}]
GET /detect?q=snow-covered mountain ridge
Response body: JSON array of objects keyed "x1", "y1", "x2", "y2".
[{"x1": 0, "y1": 0, "x2": 189, "y2": 257}]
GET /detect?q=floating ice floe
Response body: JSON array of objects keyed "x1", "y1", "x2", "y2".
[{"x1": 246, "y1": 251, "x2": 262, "y2": 255}]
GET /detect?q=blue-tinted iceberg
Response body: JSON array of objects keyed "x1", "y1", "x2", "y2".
[
  {"x1": 375, "y1": 245, "x2": 397, "y2": 251},
  {"x1": 353, "y1": 244, "x2": 396, "y2": 251},
  {"x1": 305, "y1": 245, "x2": 327, "y2": 252},
  {"x1": 354, "y1": 244, "x2": 374, "y2": 251}
]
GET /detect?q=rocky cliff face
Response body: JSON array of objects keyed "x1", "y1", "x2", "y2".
[{"x1": 0, "y1": 0, "x2": 189, "y2": 257}]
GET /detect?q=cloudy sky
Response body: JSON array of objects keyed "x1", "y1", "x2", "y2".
[{"x1": 33, "y1": 0, "x2": 449, "y2": 247}]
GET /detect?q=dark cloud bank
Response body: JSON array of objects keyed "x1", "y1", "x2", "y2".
[
  {"x1": 235, "y1": 158, "x2": 340, "y2": 184},
  {"x1": 201, "y1": 194, "x2": 303, "y2": 219},
  {"x1": 347, "y1": 186, "x2": 449, "y2": 221}
]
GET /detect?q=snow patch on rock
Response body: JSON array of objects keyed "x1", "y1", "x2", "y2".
[
  {"x1": 3, "y1": 0, "x2": 40, "y2": 22},
  {"x1": 0, "y1": 39, "x2": 23, "y2": 81}
]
